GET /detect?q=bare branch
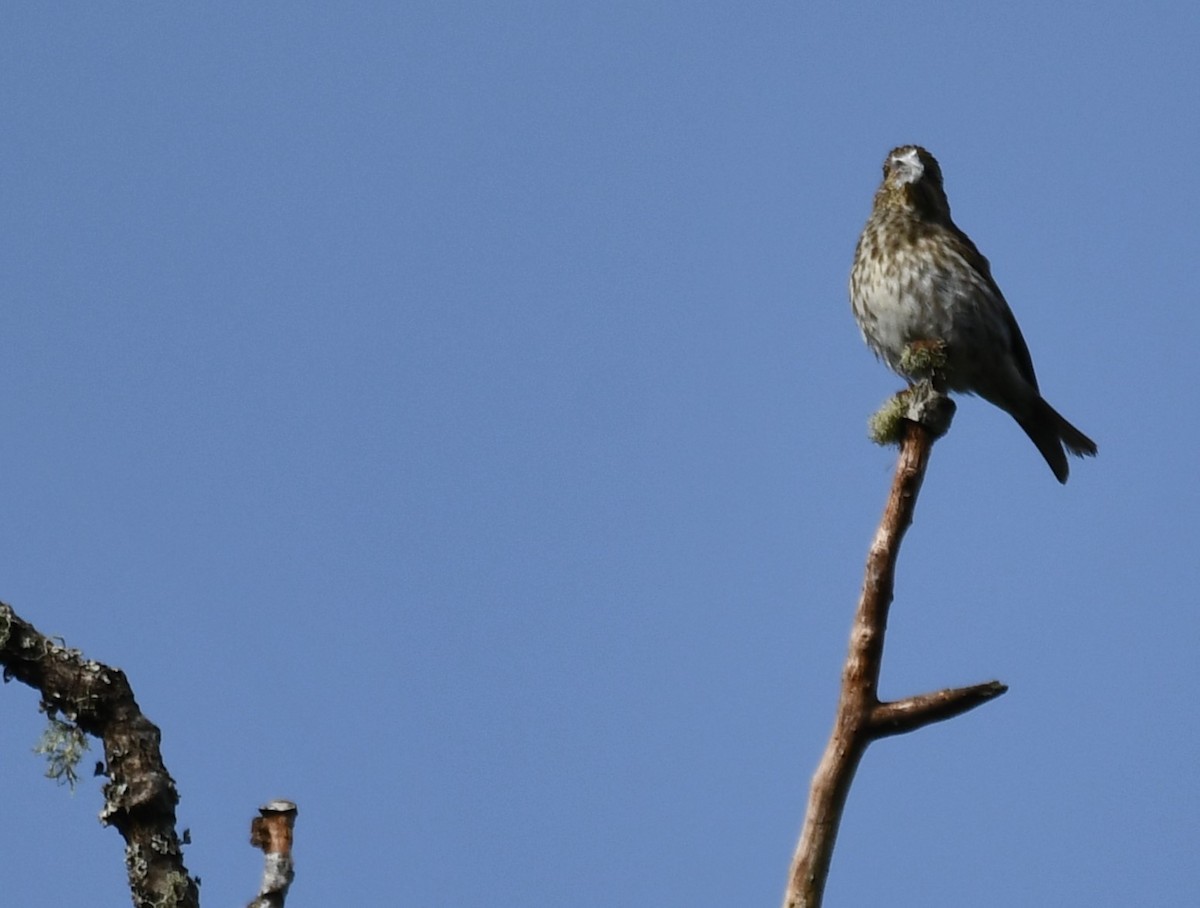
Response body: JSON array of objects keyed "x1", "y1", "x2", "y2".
[
  {"x1": 248, "y1": 800, "x2": 299, "y2": 908},
  {"x1": 0, "y1": 602, "x2": 199, "y2": 908},
  {"x1": 781, "y1": 389, "x2": 1006, "y2": 908},
  {"x1": 870, "y1": 682, "x2": 1008, "y2": 738}
]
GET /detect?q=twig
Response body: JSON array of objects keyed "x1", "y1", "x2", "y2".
[
  {"x1": 248, "y1": 800, "x2": 299, "y2": 908},
  {"x1": 781, "y1": 388, "x2": 1007, "y2": 908}
]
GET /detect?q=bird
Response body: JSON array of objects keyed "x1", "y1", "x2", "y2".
[{"x1": 849, "y1": 145, "x2": 1097, "y2": 483}]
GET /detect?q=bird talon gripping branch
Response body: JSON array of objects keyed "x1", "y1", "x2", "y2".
[{"x1": 849, "y1": 145, "x2": 1097, "y2": 483}]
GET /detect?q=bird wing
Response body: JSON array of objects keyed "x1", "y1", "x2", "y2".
[{"x1": 949, "y1": 222, "x2": 1041, "y2": 393}]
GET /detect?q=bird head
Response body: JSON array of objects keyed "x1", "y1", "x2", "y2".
[{"x1": 878, "y1": 145, "x2": 951, "y2": 220}]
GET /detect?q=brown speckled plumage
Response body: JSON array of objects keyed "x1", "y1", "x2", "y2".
[{"x1": 850, "y1": 146, "x2": 1096, "y2": 482}]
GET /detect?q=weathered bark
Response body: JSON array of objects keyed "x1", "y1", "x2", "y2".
[{"x1": 0, "y1": 602, "x2": 200, "y2": 907}]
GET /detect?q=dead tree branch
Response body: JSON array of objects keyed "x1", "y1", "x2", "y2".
[
  {"x1": 782, "y1": 387, "x2": 1007, "y2": 908},
  {"x1": 248, "y1": 800, "x2": 299, "y2": 908},
  {"x1": 0, "y1": 601, "x2": 200, "y2": 907},
  {"x1": 0, "y1": 601, "x2": 299, "y2": 907}
]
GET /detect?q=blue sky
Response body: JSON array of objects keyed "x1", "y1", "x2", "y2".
[{"x1": 1, "y1": 4, "x2": 1196, "y2": 906}]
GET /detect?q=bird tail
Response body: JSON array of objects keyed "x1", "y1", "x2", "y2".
[{"x1": 1017, "y1": 398, "x2": 1098, "y2": 484}]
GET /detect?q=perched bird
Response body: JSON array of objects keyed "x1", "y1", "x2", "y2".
[{"x1": 849, "y1": 145, "x2": 1097, "y2": 482}]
